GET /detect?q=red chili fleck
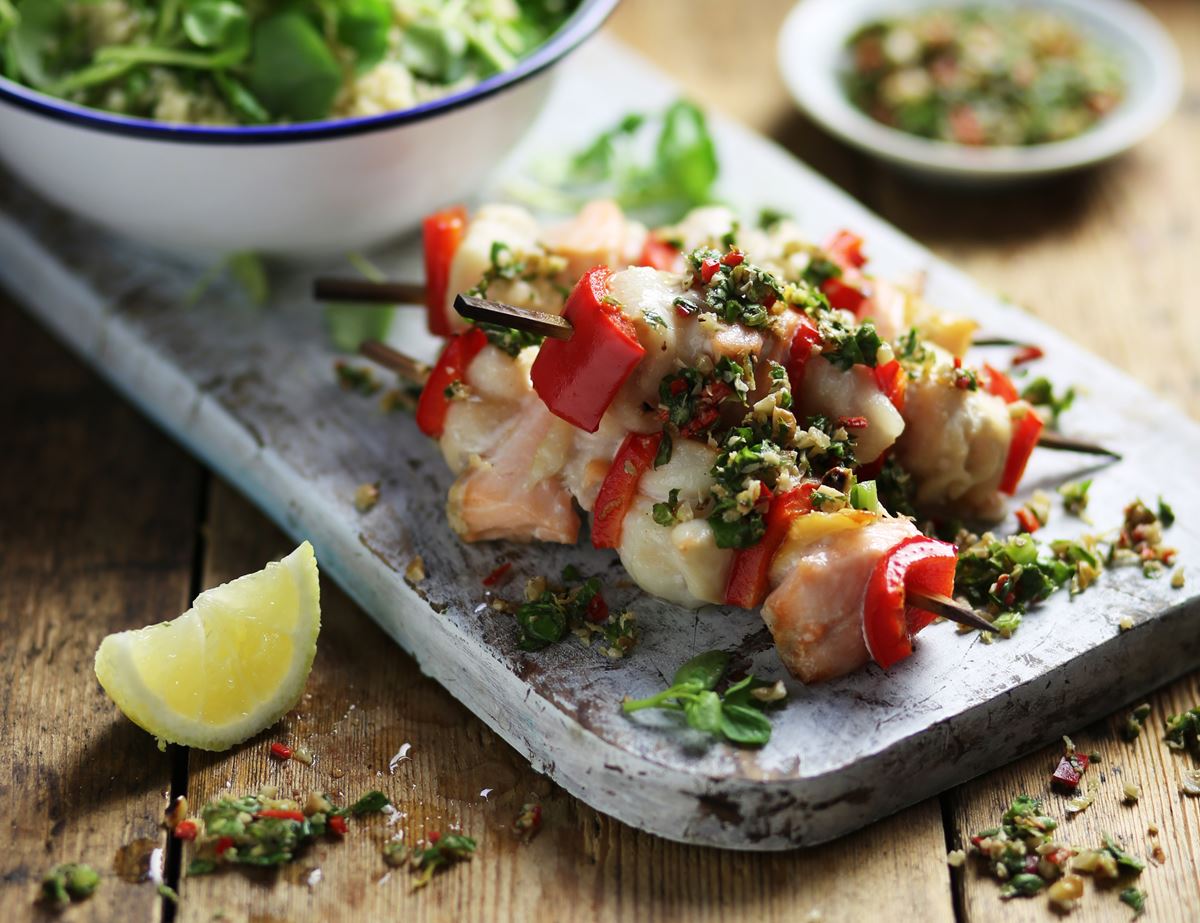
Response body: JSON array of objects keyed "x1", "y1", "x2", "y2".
[
  {"x1": 256, "y1": 809, "x2": 306, "y2": 821},
  {"x1": 585, "y1": 593, "x2": 610, "y2": 624},
  {"x1": 1023, "y1": 855, "x2": 1040, "y2": 874},
  {"x1": 722, "y1": 250, "x2": 744, "y2": 267},
  {"x1": 674, "y1": 300, "x2": 695, "y2": 318},
  {"x1": 970, "y1": 835, "x2": 984, "y2": 846},
  {"x1": 1051, "y1": 754, "x2": 1089, "y2": 791},
  {"x1": 1015, "y1": 507, "x2": 1041, "y2": 534},
  {"x1": 530, "y1": 804, "x2": 543, "y2": 827},
  {"x1": 428, "y1": 830, "x2": 441, "y2": 845},
  {"x1": 269, "y1": 742, "x2": 292, "y2": 761},
  {"x1": 215, "y1": 836, "x2": 235, "y2": 856},
  {"x1": 953, "y1": 356, "x2": 962, "y2": 369},
  {"x1": 700, "y1": 258, "x2": 721, "y2": 283},
  {"x1": 1013, "y1": 345, "x2": 1045, "y2": 366},
  {"x1": 482, "y1": 562, "x2": 512, "y2": 587},
  {"x1": 669, "y1": 378, "x2": 689, "y2": 396},
  {"x1": 173, "y1": 820, "x2": 198, "y2": 841},
  {"x1": 328, "y1": 815, "x2": 348, "y2": 836},
  {"x1": 837, "y1": 415, "x2": 869, "y2": 429}
]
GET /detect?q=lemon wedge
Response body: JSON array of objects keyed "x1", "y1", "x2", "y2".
[{"x1": 95, "y1": 542, "x2": 321, "y2": 751}]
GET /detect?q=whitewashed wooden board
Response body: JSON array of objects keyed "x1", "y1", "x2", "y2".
[{"x1": 1, "y1": 37, "x2": 1198, "y2": 851}]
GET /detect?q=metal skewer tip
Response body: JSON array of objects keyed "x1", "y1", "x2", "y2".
[
  {"x1": 314, "y1": 278, "x2": 426, "y2": 305},
  {"x1": 910, "y1": 592, "x2": 997, "y2": 633},
  {"x1": 453, "y1": 293, "x2": 574, "y2": 341}
]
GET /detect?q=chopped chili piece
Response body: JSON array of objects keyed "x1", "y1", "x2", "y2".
[
  {"x1": 585, "y1": 593, "x2": 609, "y2": 624},
  {"x1": 1051, "y1": 753, "x2": 1090, "y2": 792},
  {"x1": 838, "y1": 416, "x2": 869, "y2": 429},
  {"x1": 173, "y1": 820, "x2": 198, "y2": 841},
  {"x1": 824, "y1": 229, "x2": 867, "y2": 269},
  {"x1": 721, "y1": 249, "x2": 745, "y2": 267},
  {"x1": 256, "y1": 809, "x2": 306, "y2": 821},
  {"x1": 328, "y1": 815, "x2": 348, "y2": 836},
  {"x1": 821, "y1": 277, "x2": 866, "y2": 313},
  {"x1": 269, "y1": 742, "x2": 293, "y2": 761},
  {"x1": 427, "y1": 830, "x2": 442, "y2": 845},
  {"x1": 215, "y1": 836, "x2": 236, "y2": 856},
  {"x1": 1013, "y1": 345, "x2": 1045, "y2": 365},
  {"x1": 699, "y1": 258, "x2": 721, "y2": 283},
  {"x1": 874, "y1": 359, "x2": 907, "y2": 411},
  {"x1": 482, "y1": 562, "x2": 513, "y2": 587},
  {"x1": 1014, "y1": 507, "x2": 1041, "y2": 534}
]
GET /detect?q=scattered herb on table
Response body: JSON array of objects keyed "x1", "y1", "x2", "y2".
[
  {"x1": 969, "y1": 795, "x2": 1069, "y2": 898},
  {"x1": 512, "y1": 802, "x2": 543, "y2": 842},
  {"x1": 1163, "y1": 706, "x2": 1200, "y2": 756},
  {"x1": 179, "y1": 788, "x2": 386, "y2": 876},
  {"x1": 408, "y1": 832, "x2": 477, "y2": 889},
  {"x1": 1021, "y1": 376, "x2": 1076, "y2": 427},
  {"x1": 354, "y1": 482, "x2": 381, "y2": 513},
  {"x1": 1111, "y1": 498, "x2": 1177, "y2": 578},
  {"x1": 335, "y1": 360, "x2": 381, "y2": 396},
  {"x1": 514, "y1": 568, "x2": 636, "y2": 658},
  {"x1": 1050, "y1": 736, "x2": 1089, "y2": 793},
  {"x1": 1014, "y1": 490, "x2": 1051, "y2": 534},
  {"x1": 40, "y1": 863, "x2": 100, "y2": 907},
  {"x1": 1120, "y1": 703, "x2": 1152, "y2": 742},
  {"x1": 1059, "y1": 479, "x2": 1092, "y2": 517},
  {"x1": 1119, "y1": 886, "x2": 1147, "y2": 917},
  {"x1": 510, "y1": 100, "x2": 719, "y2": 223},
  {"x1": 621, "y1": 650, "x2": 785, "y2": 747}
]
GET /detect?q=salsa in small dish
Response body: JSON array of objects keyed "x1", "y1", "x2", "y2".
[
  {"x1": 0, "y1": 0, "x2": 581, "y2": 126},
  {"x1": 843, "y1": 6, "x2": 1126, "y2": 147}
]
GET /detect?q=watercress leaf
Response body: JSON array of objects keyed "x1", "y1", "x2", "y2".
[
  {"x1": 719, "y1": 703, "x2": 772, "y2": 746},
  {"x1": 183, "y1": 0, "x2": 249, "y2": 50},
  {"x1": 336, "y1": 0, "x2": 393, "y2": 73},
  {"x1": 399, "y1": 19, "x2": 469, "y2": 83},
  {"x1": 213, "y1": 70, "x2": 270, "y2": 124},
  {"x1": 516, "y1": 596, "x2": 567, "y2": 650},
  {"x1": 248, "y1": 11, "x2": 342, "y2": 122},
  {"x1": 684, "y1": 690, "x2": 723, "y2": 734},
  {"x1": 226, "y1": 251, "x2": 268, "y2": 306},
  {"x1": 720, "y1": 674, "x2": 756, "y2": 707},
  {"x1": 348, "y1": 790, "x2": 391, "y2": 815},
  {"x1": 655, "y1": 100, "x2": 717, "y2": 207},
  {"x1": 671, "y1": 650, "x2": 729, "y2": 691}
]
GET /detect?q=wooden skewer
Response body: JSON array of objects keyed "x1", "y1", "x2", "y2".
[
  {"x1": 453, "y1": 293, "x2": 574, "y2": 340},
  {"x1": 359, "y1": 339, "x2": 430, "y2": 385},
  {"x1": 910, "y1": 592, "x2": 999, "y2": 633},
  {"x1": 314, "y1": 278, "x2": 426, "y2": 305},
  {"x1": 1036, "y1": 430, "x2": 1121, "y2": 460}
]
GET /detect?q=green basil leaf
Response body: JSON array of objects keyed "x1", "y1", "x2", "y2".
[
  {"x1": 248, "y1": 12, "x2": 342, "y2": 122},
  {"x1": 671, "y1": 650, "x2": 729, "y2": 691},
  {"x1": 655, "y1": 100, "x2": 718, "y2": 207},
  {"x1": 718, "y1": 703, "x2": 772, "y2": 746},
  {"x1": 183, "y1": 1, "x2": 249, "y2": 50},
  {"x1": 684, "y1": 690, "x2": 722, "y2": 734},
  {"x1": 336, "y1": 0, "x2": 393, "y2": 73}
]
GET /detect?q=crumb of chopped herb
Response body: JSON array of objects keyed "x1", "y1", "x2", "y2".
[
  {"x1": 354, "y1": 482, "x2": 380, "y2": 513},
  {"x1": 1122, "y1": 782, "x2": 1141, "y2": 803},
  {"x1": 41, "y1": 863, "x2": 100, "y2": 906},
  {"x1": 1065, "y1": 780, "x2": 1099, "y2": 814},
  {"x1": 1119, "y1": 615, "x2": 1134, "y2": 632},
  {"x1": 512, "y1": 802, "x2": 543, "y2": 842},
  {"x1": 1112, "y1": 498, "x2": 1177, "y2": 579},
  {"x1": 383, "y1": 840, "x2": 409, "y2": 868},
  {"x1": 348, "y1": 791, "x2": 391, "y2": 815},
  {"x1": 1120, "y1": 703, "x2": 1152, "y2": 741},
  {"x1": 335, "y1": 361, "x2": 381, "y2": 395},
  {"x1": 1164, "y1": 706, "x2": 1200, "y2": 755},
  {"x1": 652, "y1": 488, "x2": 687, "y2": 526},
  {"x1": 515, "y1": 570, "x2": 636, "y2": 657},
  {"x1": 409, "y1": 833, "x2": 476, "y2": 889},
  {"x1": 1059, "y1": 479, "x2": 1092, "y2": 516},
  {"x1": 1119, "y1": 887, "x2": 1146, "y2": 916},
  {"x1": 380, "y1": 386, "x2": 420, "y2": 414},
  {"x1": 1021, "y1": 376, "x2": 1075, "y2": 426},
  {"x1": 405, "y1": 556, "x2": 426, "y2": 584},
  {"x1": 1046, "y1": 873, "x2": 1084, "y2": 912},
  {"x1": 946, "y1": 849, "x2": 966, "y2": 867},
  {"x1": 1181, "y1": 768, "x2": 1200, "y2": 797},
  {"x1": 1171, "y1": 568, "x2": 1185, "y2": 589}
]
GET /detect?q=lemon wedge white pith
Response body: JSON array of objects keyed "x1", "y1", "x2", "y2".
[{"x1": 95, "y1": 541, "x2": 321, "y2": 751}]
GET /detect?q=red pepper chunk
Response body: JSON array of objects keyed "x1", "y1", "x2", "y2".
[
  {"x1": 874, "y1": 359, "x2": 907, "y2": 412},
  {"x1": 863, "y1": 536, "x2": 957, "y2": 669},
  {"x1": 1051, "y1": 753, "x2": 1089, "y2": 791},
  {"x1": 215, "y1": 836, "x2": 235, "y2": 856},
  {"x1": 638, "y1": 235, "x2": 680, "y2": 271},
  {"x1": 999, "y1": 402, "x2": 1045, "y2": 495},
  {"x1": 983, "y1": 363, "x2": 1020, "y2": 404},
  {"x1": 328, "y1": 815, "x2": 348, "y2": 836},
  {"x1": 422, "y1": 206, "x2": 469, "y2": 337},
  {"x1": 700, "y1": 258, "x2": 721, "y2": 283},
  {"x1": 269, "y1": 742, "x2": 292, "y2": 760},
  {"x1": 416, "y1": 327, "x2": 489, "y2": 438},
  {"x1": 786, "y1": 315, "x2": 822, "y2": 393},
  {"x1": 530, "y1": 268, "x2": 645, "y2": 433},
  {"x1": 824, "y1": 229, "x2": 868, "y2": 269},
  {"x1": 591, "y1": 432, "x2": 662, "y2": 549},
  {"x1": 256, "y1": 809, "x2": 306, "y2": 821},
  {"x1": 821, "y1": 277, "x2": 867, "y2": 314},
  {"x1": 1014, "y1": 507, "x2": 1041, "y2": 534},
  {"x1": 173, "y1": 820, "x2": 198, "y2": 841},
  {"x1": 724, "y1": 485, "x2": 817, "y2": 609}
]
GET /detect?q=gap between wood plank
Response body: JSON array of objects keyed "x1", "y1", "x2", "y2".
[
  {"x1": 161, "y1": 469, "x2": 211, "y2": 923},
  {"x1": 940, "y1": 790, "x2": 967, "y2": 923}
]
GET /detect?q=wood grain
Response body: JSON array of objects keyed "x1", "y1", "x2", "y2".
[
  {"x1": 0, "y1": 297, "x2": 201, "y2": 920},
  {"x1": 176, "y1": 479, "x2": 956, "y2": 923}
]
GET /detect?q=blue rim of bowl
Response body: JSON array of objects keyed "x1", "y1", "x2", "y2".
[{"x1": 0, "y1": 0, "x2": 620, "y2": 145}]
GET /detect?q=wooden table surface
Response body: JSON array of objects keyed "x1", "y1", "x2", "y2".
[{"x1": 2, "y1": 1, "x2": 1198, "y2": 920}]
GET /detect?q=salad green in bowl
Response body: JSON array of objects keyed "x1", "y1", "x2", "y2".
[{"x1": 0, "y1": 0, "x2": 581, "y2": 126}]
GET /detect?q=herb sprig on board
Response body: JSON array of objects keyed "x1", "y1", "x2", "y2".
[{"x1": 622, "y1": 650, "x2": 785, "y2": 747}]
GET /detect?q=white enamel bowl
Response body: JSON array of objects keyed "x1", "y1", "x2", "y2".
[
  {"x1": 778, "y1": 0, "x2": 1182, "y2": 185},
  {"x1": 0, "y1": 0, "x2": 619, "y2": 259}
]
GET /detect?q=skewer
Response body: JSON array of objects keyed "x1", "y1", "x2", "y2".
[
  {"x1": 352, "y1": 335, "x2": 1013, "y2": 636},
  {"x1": 314, "y1": 278, "x2": 426, "y2": 305},
  {"x1": 453, "y1": 293, "x2": 574, "y2": 340},
  {"x1": 909, "y1": 592, "x2": 999, "y2": 633},
  {"x1": 359, "y1": 339, "x2": 430, "y2": 385},
  {"x1": 1036, "y1": 431, "x2": 1121, "y2": 459}
]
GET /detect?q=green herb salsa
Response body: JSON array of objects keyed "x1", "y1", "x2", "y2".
[
  {"x1": 844, "y1": 7, "x2": 1125, "y2": 147},
  {"x1": 0, "y1": 0, "x2": 580, "y2": 126}
]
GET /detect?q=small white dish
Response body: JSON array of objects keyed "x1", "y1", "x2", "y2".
[
  {"x1": 778, "y1": 0, "x2": 1182, "y2": 185},
  {"x1": 0, "y1": 0, "x2": 618, "y2": 259}
]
